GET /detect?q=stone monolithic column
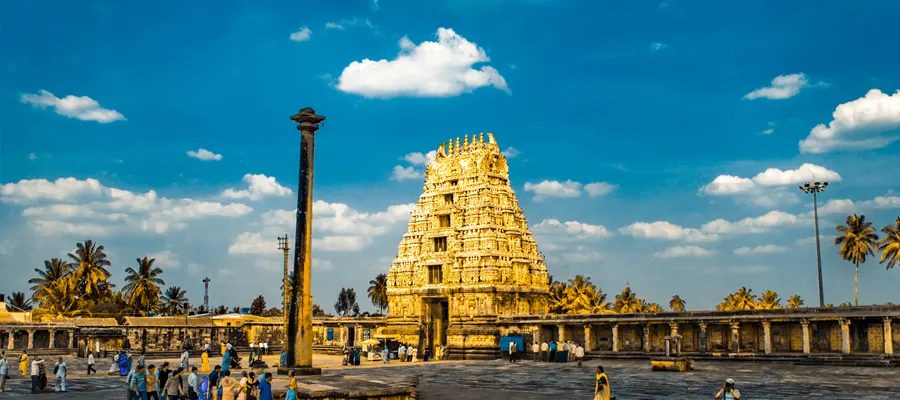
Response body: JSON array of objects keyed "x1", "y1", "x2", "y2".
[
  {"x1": 761, "y1": 321, "x2": 772, "y2": 355},
  {"x1": 642, "y1": 324, "x2": 650, "y2": 353},
  {"x1": 27, "y1": 330, "x2": 34, "y2": 350},
  {"x1": 668, "y1": 322, "x2": 679, "y2": 354},
  {"x1": 884, "y1": 318, "x2": 893, "y2": 355},
  {"x1": 557, "y1": 324, "x2": 567, "y2": 342},
  {"x1": 611, "y1": 324, "x2": 619, "y2": 352},
  {"x1": 286, "y1": 107, "x2": 326, "y2": 369},
  {"x1": 839, "y1": 318, "x2": 851, "y2": 355},
  {"x1": 49, "y1": 330, "x2": 55, "y2": 349},
  {"x1": 7, "y1": 330, "x2": 14, "y2": 350},
  {"x1": 698, "y1": 323, "x2": 708, "y2": 354},
  {"x1": 729, "y1": 322, "x2": 740, "y2": 353},
  {"x1": 583, "y1": 325, "x2": 592, "y2": 352},
  {"x1": 801, "y1": 320, "x2": 811, "y2": 354}
]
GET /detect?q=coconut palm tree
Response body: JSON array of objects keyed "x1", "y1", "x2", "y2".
[
  {"x1": 160, "y1": 286, "x2": 189, "y2": 315},
  {"x1": 835, "y1": 214, "x2": 879, "y2": 306},
  {"x1": 29, "y1": 258, "x2": 73, "y2": 299},
  {"x1": 646, "y1": 303, "x2": 664, "y2": 313},
  {"x1": 67, "y1": 240, "x2": 113, "y2": 301},
  {"x1": 879, "y1": 217, "x2": 900, "y2": 270},
  {"x1": 122, "y1": 257, "x2": 166, "y2": 315},
  {"x1": 6, "y1": 291, "x2": 33, "y2": 311},
  {"x1": 613, "y1": 284, "x2": 641, "y2": 313},
  {"x1": 31, "y1": 278, "x2": 92, "y2": 320},
  {"x1": 731, "y1": 287, "x2": 758, "y2": 310},
  {"x1": 214, "y1": 305, "x2": 228, "y2": 314},
  {"x1": 787, "y1": 295, "x2": 804, "y2": 308},
  {"x1": 669, "y1": 295, "x2": 686, "y2": 312},
  {"x1": 548, "y1": 279, "x2": 568, "y2": 314},
  {"x1": 367, "y1": 273, "x2": 388, "y2": 314},
  {"x1": 757, "y1": 290, "x2": 782, "y2": 309}
]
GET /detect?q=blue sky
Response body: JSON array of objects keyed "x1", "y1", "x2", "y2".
[{"x1": 2, "y1": 0, "x2": 900, "y2": 313}]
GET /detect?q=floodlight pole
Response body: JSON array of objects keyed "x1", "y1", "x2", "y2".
[{"x1": 799, "y1": 181, "x2": 829, "y2": 308}]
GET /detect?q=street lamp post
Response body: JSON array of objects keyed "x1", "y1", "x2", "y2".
[
  {"x1": 277, "y1": 234, "x2": 290, "y2": 339},
  {"x1": 799, "y1": 181, "x2": 829, "y2": 308}
]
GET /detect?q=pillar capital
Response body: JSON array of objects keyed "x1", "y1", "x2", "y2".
[
  {"x1": 838, "y1": 318, "x2": 851, "y2": 326},
  {"x1": 729, "y1": 321, "x2": 740, "y2": 330},
  {"x1": 761, "y1": 320, "x2": 771, "y2": 328},
  {"x1": 698, "y1": 322, "x2": 708, "y2": 330},
  {"x1": 884, "y1": 317, "x2": 893, "y2": 324},
  {"x1": 800, "y1": 319, "x2": 809, "y2": 327}
]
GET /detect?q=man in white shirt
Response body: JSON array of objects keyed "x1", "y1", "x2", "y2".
[
  {"x1": 575, "y1": 345, "x2": 585, "y2": 367},
  {"x1": 30, "y1": 358, "x2": 44, "y2": 394},
  {"x1": 188, "y1": 366, "x2": 200, "y2": 400},
  {"x1": 540, "y1": 341, "x2": 549, "y2": 362},
  {"x1": 87, "y1": 351, "x2": 96, "y2": 375},
  {"x1": 54, "y1": 357, "x2": 67, "y2": 392},
  {"x1": 180, "y1": 350, "x2": 190, "y2": 372},
  {"x1": 508, "y1": 341, "x2": 517, "y2": 363},
  {"x1": 0, "y1": 353, "x2": 8, "y2": 392},
  {"x1": 531, "y1": 342, "x2": 540, "y2": 362},
  {"x1": 398, "y1": 344, "x2": 406, "y2": 363}
]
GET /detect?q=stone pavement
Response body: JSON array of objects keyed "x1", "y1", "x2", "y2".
[{"x1": 2, "y1": 356, "x2": 900, "y2": 398}]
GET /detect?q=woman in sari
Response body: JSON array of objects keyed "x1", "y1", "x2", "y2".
[
  {"x1": 108, "y1": 351, "x2": 119, "y2": 375},
  {"x1": 222, "y1": 349, "x2": 231, "y2": 372},
  {"x1": 594, "y1": 366, "x2": 611, "y2": 400},
  {"x1": 236, "y1": 371, "x2": 249, "y2": 400},
  {"x1": 219, "y1": 371, "x2": 238, "y2": 400},
  {"x1": 285, "y1": 369, "x2": 298, "y2": 400},
  {"x1": 201, "y1": 350, "x2": 210, "y2": 373},
  {"x1": 18, "y1": 351, "x2": 28, "y2": 377},
  {"x1": 279, "y1": 351, "x2": 287, "y2": 368},
  {"x1": 118, "y1": 352, "x2": 130, "y2": 376}
]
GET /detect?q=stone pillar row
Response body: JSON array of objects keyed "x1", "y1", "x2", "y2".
[
  {"x1": 611, "y1": 324, "x2": 618, "y2": 353},
  {"x1": 839, "y1": 318, "x2": 851, "y2": 355},
  {"x1": 583, "y1": 325, "x2": 592, "y2": 352},
  {"x1": 49, "y1": 329, "x2": 55, "y2": 349},
  {"x1": 698, "y1": 323, "x2": 707, "y2": 354},
  {"x1": 761, "y1": 321, "x2": 772, "y2": 355},
  {"x1": 801, "y1": 320, "x2": 811, "y2": 354},
  {"x1": 729, "y1": 322, "x2": 740, "y2": 354},
  {"x1": 884, "y1": 317, "x2": 894, "y2": 355}
]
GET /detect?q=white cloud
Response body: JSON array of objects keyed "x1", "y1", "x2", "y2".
[
  {"x1": 649, "y1": 42, "x2": 667, "y2": 52},
  {"x1": 392, "y1": 150, "x2": 437, "y2": 181},
  {"x1": 325, "y1": 22, "x2": 344, "y2": 30},
  {"x1": 584, "y1": 182, "x2": 618, "y2": 198},
  {"x1": 523, "y1": 180, "x2": 581, "y2": 201},
  {"x1": 734, "y1": 245, "x2": 789, "y2": 256},
  {"x1": 762, "y1": 128, "x2": 774, "y2": 135},
  {"x1": 701, "y1": 211, "x2": 801, "y2": 235},
  {"x1": 700, "y1": 175, "x2": 756, "y2": 196},
  {"x1": 653, "y1": 245, "x2": 712, "y2": 259},
  {"x1": 28, "y1": 153, "x2": 38, "y2": 161},
  {"x1": 1, "y1": 177, "x2": 105, "y2": 204},
  {"x1": 148, "y1": 250, "x2": 180, "y2": 268},
  {"x1": 752, "y1": 164, "x2": 842, "y2": 186},
  {"x1": 290, "y1": 26, "x2": 312, "y2": 42},
  {"x1": 700, "y1": 163, "x2": 841, "y2": 207},
  {"x1": 744, "y1": 73, "x2": 812, "y2": 100},
  {"x1": 187, "y1": 148, "x2": 223, "y2": 161},
  {"x1": 314, "y1": 235, "x2": 373, "y2": 252},
  {"x1": 20, "y1": 90, "x2": 126, "y2": 123},
  {"x1": 799, "y1": 89, "x2": 900, "y2": 153},
  {"x1": 813, "y1": 194, "x2": 900, "y2": 217},
  {"x1": 402, "y1": 151, "x2": 437, "y2": 166},
  {"x1": 220, "y1": 174, "x2": 292, "y2": 201},
  {"x1": 390, "y1": 166, "x2": 422, "y2": 182},
  {"x1": 501, "y1": 147, "x2": 520, "y2": 159},
  {"x1": 873, "y1": 195, "x2": 900, "y2": 209},
  {"x1": 619, "y1": 221, "x2": 717, "y2": 243},
  {"x1": 336, "y1": 27, "x2": 509, "y2": 98},
  {"x1": 325, "y1": 17, "x2": 374, "y2": 31},
  {"x1": 532, "y1": 219, "x2": 611, "y2": 239},
  {"x1": 817, "y1": 198, "x2": 858, "y2": 216}
]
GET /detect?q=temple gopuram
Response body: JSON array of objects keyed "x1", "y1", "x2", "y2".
[{"x1": 384, "y1": 133, "x2": 550, "y2": 359}]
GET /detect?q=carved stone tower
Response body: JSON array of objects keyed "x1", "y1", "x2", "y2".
[{"x1": 385, "y1": 133, "x2": 549, "y2": 359}]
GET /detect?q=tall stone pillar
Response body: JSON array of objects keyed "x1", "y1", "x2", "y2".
[
  {"x1": 729, "y1": 322, "x2": 740, "y2": 353},
  {"x1": 49, "y1": 330, "x2": 56, "y2": 349},
  {"x1": 27, "y1": 330, "x2": 34, "y2": 350},
  {"x1": 7, "y1": 330, "x2": 14, "y2": 350},
  {"x1": 557, "y1": 324, "x2": 566, "y2": 342},
  {"x1": 698, "y1": 323, "x2": 708, "y2": 354},
  {"x1": 611, "y1": 324, "x2": 619, "y2": 352},
  {"x1": 761, "y1": 321, "x2": 772, "y2": 355},
  {"x1": 801, "y1": 320, "x2": 811, "y2": 354},
  {"x1": 840, "y1": 319, "x2": 851, "y2": 354},
  {"x1": 284, "y1": 107, "x2": 326, "y2": 374},
  {"x1": 669, "y1": 321, "x2": 679, "y2": 337},
  {"x1": 884, "y1": 318, "x2": 894, "y2": 355},
  {"x1": 583, "y1": 325, "x2": 592, "y2": 352},
  {"x1": 642, "y1": 324, "x2": 650, "y2": 353}
]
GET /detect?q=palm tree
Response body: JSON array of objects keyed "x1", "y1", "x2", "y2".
[
  {"x1": 7, "y1": 291, "x2": 33, "y2": 311},
  {"x1": 123, "y1": 257, "x2": 166, "y2": 315},
  {"x1": 214, "y1": 305, "x2": 228, "y2": 314},
  {"x1": 835, "y1": 214, "x2": 879, "y2": 306},
  {"x1": 731, "y1": 287, "x2": 758, "y2": 310},
  {"x1": 160, "y1": 286, "x2": 189, "y2": 315},
  {"x1": 367, "y1": 273, "x2": 388, "y2": 314},
  {"x1": 31, "y1": 278, "x2": 92, "y2": 320},
  {"x1": 563, "y1": 276, "x2": 611, "y2": 314},
  {"x1": 67, "y1": 240, "x2": 113, "y2": 301},
  {"x1": 29, "y1": 258, "x2": 72, "y2": 299},
  {"x1": 548, "y1": 279, "x2": 567, "y2": 314},
  {"x1": 879, "y1": 217, "x2": 900, "y2": 270},
  {"x1": 787, "y1": 295, "x2": 804, "y2": 308},
  {"x1": 669, "y1": 295, "x2": 686, "y2": 312},
  {"x1": 757, "y1": 290, "x2": 782, "y2": 309},
  {"x1": 613, "y1": 284, "x2": 640, "y2": 313}
]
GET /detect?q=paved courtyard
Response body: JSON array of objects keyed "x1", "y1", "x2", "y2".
[{"x1": 1, "y1": 355, "x2": 899, "y2": 398}]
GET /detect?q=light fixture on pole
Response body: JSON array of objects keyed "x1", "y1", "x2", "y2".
[
  {"x1": 799, "y1": 181, "x2": 828, "y2": 308},
  {"x1": 277, "y1": 234, "x2": 290, "y2": 334}
]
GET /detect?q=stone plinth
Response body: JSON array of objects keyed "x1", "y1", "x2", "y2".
[
  {"x1": 274, "y1": 374, "x2": 417, "y2": 399},
  {"x1": 650, "y1": 357, "x2": 694, "y2": 372},
  {"x1": 277, "y1": 366, "x2": 323, "y2": 376}
]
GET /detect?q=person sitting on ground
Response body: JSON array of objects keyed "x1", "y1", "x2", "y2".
[{"x1": 714, "y1": 378, "x2": 741, "y2": 399}]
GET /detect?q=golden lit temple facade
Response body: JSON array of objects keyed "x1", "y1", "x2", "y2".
[{"x1": 385, "y1": 133, "x2": 550, "y2": 359}]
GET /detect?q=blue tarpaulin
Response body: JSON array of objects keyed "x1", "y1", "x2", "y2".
[
  {"x1": 499, "y1": 336, "x2": 525, "y2": 352},
  {"x1": 327, "y1": 328, "x2": 334, "y2": 341}
]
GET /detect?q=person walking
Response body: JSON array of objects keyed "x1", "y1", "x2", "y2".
[
  {"x1": 53, "y1": 357, "x2": 67, "y2": 392},
  {"x1": 201, "y1": 350, "x2": 210, "y2": 373},
  {"x1": 0, "y1": 353, "x2": 9, "y2": 393},
  {"x1": 548, "y1": 341, "x2": 558, "y2": 363},
  {"x1": 209, "y1": 365, "x2": 221, "y2": 400},
  {"x1": 29, "y1": 357, "x2": 44, "y2": 394},
  {"x1": 508, "y1": 341, "x2": 517, "y2": 363},
  {"x1": 397, "y1": 344, "x2": 406, "y2": 363},
  {"x1": 132, "y1": 365, "x2": 148, "y2": 400},
  {"x1": 158, "y1": 362, "x2": 171, "y2": 398},
  {"x1": 188, "y1": 366, "x2": 201, "y2": 400},
  {"x1": 382, "y1": 346, "x2": 389, "y2": 364},
  {"x1": 19, "y1": 350, "x2": 28, "y2": 377},
  {"x1": 165, "y1": 368, "x2": 184, "y2": 400},
  {"x1": 540, "y1": 341, "x2": 549, "y2": 362},
  {"x1": 87, "y1": 350, "x2": 96, "y2": 375},
  {"x1": 714, "y1": 378, "x2": 741, "y2": 399},
  {"x1": 138, "y1": 351, "x2": 146, "y2": 367},
  {"x1": 594, "y1": 366, "x2": 611, "y2": 400},
  {"x1": 575, "y1": 344, "x2": 585, "y2": 367},
  {"x1": 258, "y1": 372, "x2": 273, "y2": 400},
  {"x1": 147, "y1": 364, "x2": 159, "y2": 400},
  {"x1": 279, "y1": 350, "x2": 286, "y2": 369},
  {"x1": 531, "y1": 342, "x2": 539, "y2": 362},
  {"x1": 181, "y1": 349, "x2": 190, "y2": 372},
  {"x1": 285, "y1": 370, "x2": 298, "y2": 400}
]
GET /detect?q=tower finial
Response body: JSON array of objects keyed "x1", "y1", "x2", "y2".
[
  {"x1": 480, "y1": 133, "x2": 485, "y2": 147},
  {"x1": 455, "y1": 137, "x2": 461, "y2": 154},
  {"x1": 448, "y1": 139, "x2": 454, "y2": 153},
  {"x1": 463, "y1": 134, "x2": 469, "y2": 151}
]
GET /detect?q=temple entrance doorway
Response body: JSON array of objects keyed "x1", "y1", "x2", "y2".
[
  {"x1": 347, "y1": 326, "x2": 356, "y2": 347},
  {"x1": 423, "y1": 298, "x2": 449, "y2": 354}
]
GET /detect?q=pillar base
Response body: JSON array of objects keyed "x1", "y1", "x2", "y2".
[{"x1": 277, "y1": 366, "x2": 323, "y2": 376}]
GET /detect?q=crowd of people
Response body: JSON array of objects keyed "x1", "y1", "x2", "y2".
[{"x1": 525, "y1": 340, "x2": 586, "y2": 366}]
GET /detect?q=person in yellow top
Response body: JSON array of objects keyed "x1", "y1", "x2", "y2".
[
  {"x1": 201, "y1": 350, "x2": 211, "y2": 373},
  {"x1": 221, "y1": 342, "x2": 227, "y2": 356},
  {"x1": 19, "y1": 351, "x2": 28, "y2": 377},
  {"x1": 594, "y1": 366, "x2": 612, "y2": 400},
  {"x1": 285, "y1": 370, "x2": 298, "y2": 400}
]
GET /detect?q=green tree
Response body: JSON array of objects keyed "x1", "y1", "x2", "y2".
[
  {"x1": 312, "y1": 303, "x2": 326, "y2": 316},
  {"x1": 6, "y1": 291, "x2": 33, "y2": 311},
  {"x1": 835, "y1": 214, "x2": 879, "y2": 306},
  {"x1": 214, "y1": 305, "x2": 228, "y2": 314},
  {"x1": 334, "y1": 288, "x2": 360, "y2": 316},
  {"x1": 32, "y1": 278, "x2": 92, "y2": 320},
  {"x1": 757, "y1": 290, "x2": 782, "y2": 309},
  {"x1": 161, "y1": 286, "x2": 189, "y2": 315},
  {"x1": 669, "y1": 295, "x2": 686, "y2": 312},
  {"x1": 548, "y1": 279, "x2": 568, "y2": 314},
  {"x1": 787, "y1": 295, "x2": 804, "y2": 308},
  {"x1": 29, "y1": 258, "x2": 72, "y2": 300},
  {"x1": 613, "y1": 284, "x2": 641, "y2": 313},
  {"x1": 250, "y1": 295, "x2": 267, "y2": 315},
  {"x1": 67, "y1": 240, "x2": 113, "y2": 301},
  {"x1": 367, "y1": 273, "x2": 388, "y2": 314},
  {"x1": 122, "y1": 257, "x2": 166, "y2": 315},
  {"x1": 717, "y1": 287, "x2": 758, "y2": 311},
  {"x1": 562, "y1": 275, "x2": 611, "y2": 314},
  {"x1": 879, "y1": 217, "x2": 900, "y2": 270},
  {"x1": 646, "y1": 303, "x2": 664, "y2": 313}
]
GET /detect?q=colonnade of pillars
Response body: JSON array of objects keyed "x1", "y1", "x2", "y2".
[
  {"x1": 3, "y1": 328, "x2": 74, "y2": 350},
  {"x1": 539, "y1": 317, "x2": 895, "y2": 356}
]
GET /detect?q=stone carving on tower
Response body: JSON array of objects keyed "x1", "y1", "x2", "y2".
[{"x1": 384, "y1": 133, "x2": 550, "y2": 359}]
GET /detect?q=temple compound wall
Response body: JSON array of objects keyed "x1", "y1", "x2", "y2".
[{"x1": 385, "y1": 134, "x2": 550, "y2": 359}]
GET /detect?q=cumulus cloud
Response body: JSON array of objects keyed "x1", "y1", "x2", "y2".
[
  {"x1": 390, "y1": 166, "x2": 423, "y2": 182},
  {"x1": 290, "y1": 26, "x2": 312, "y2": 42},
  {"x1": 799, "y1": 89, "x2": 900, "y2": 153},
  {"x1": 391, "y1": 150, "x2": 437, "y2": 181},
  {"x1": 148, "y1": 250, "x2": 180, "y2": 268},
  {"x1": 744, "y1": 73, "x2": 816, "y2": 100},
  {"x1": 532, "y1": 219, "x2": 612, "y2": 239},
  {"x1": 622, "y1": 210, "x2": 807, "y2": 243},
  {"x1": 584, "y1": 182, "x2": 618, "y2": 198},
  {"x1": 20, "y1": 90, "x2": 126, "y2": 123},
  {"x1": 619, "y1": 221, "x2": 717, "y2": 243},
  {"x1": 734, "y1": 245, "x2": 789, "y2": 256},
  {"x1": 187, "y1": 148, "x2": 223, "y2": 161},
  {"x1": 220, "y1": 174, "x2": 292, "y2": 201},
  {"x1": 531, "y1": 218, "x2": 611, "y2": 267},
  {"x1": 701, "y1": 211, "x2": 802, "y2": 235},
  {"x1": 1, "y1": 177, "x2": 105, "y2": 204},
  {"x1": 700, "y1": 163, "x2": 841, "y2": 207},
  {"x1": 501, "y1": 147, "x2": 520, "y2": 159},
  {"x1": 653, "y1": 245, "x2": 712, "y2": 259},
  {"x1": 523, "y1": 180, "x2": 616, "y2": 201},
  {"x1": 812, "y1": 194, "x2": 900, "y2": 217},
  {"x1": 336, "y1": 28, "x2": 509, "y2": 98}
]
